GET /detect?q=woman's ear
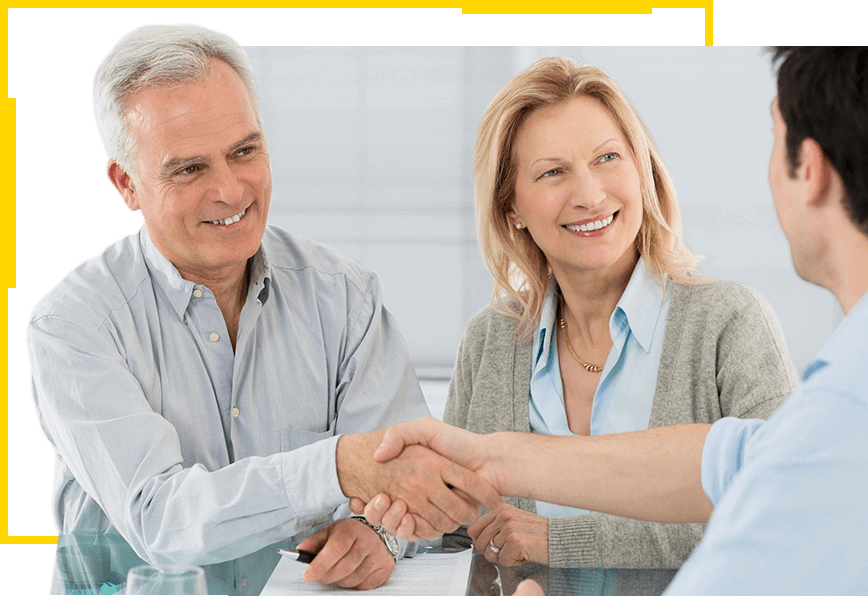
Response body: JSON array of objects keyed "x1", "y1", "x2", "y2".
[{"x1": 508, "y1": 210, "x2": 525, "y2": 230}]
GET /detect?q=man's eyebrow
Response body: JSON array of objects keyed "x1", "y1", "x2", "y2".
[
  {"x1": 229, "y1": 132, "x2": 264, "y2": 153},
  {"x1": 161, "y1": 155, "x2": 207, "y2": 175},
  {"x1": 159, "y1": 133, "x2": 264, "y2": 175}
]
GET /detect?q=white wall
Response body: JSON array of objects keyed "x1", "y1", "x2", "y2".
[{"x1": 248, "y1": 46, "x2": 838, "y2": 379}]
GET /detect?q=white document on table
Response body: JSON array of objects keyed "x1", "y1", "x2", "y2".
[{"x1": 260, "y1": 549, "x2": 472, "y2": 595}]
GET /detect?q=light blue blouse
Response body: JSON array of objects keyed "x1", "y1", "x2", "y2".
[{"x1": 529, "y1": 258, "x2": 672, "y2": 517}]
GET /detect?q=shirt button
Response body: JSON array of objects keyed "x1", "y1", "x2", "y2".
[
  {"x1": 209, "y1": 332, "x2": 219, "y2": 342},
  {"x1": 193, "y1": 289, "x2": 203, "y2": 298},
  {"x1": 232, "y1": 407, "x2": 240, "y2": 418},
  {"x1": 240, "y1": 577, "x2": 248, "y2": 588}
]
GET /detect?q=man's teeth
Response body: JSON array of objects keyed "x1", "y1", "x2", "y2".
[
  {"x1": 565, "y1": 214, "x2": 614, "y2": 233},
  {"x1": 210, "y1": 208, "x2": 246, "y2": 226}
]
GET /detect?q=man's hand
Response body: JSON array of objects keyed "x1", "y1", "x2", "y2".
[
  {"x1": 373, "y1": 417, "x2": 506, "y2": 492},
  {"x1": 296, "y1": 518, "x2": 395, "y2": 590},
  {"x1": 337, "y1": 428, "x2": 501, "y2": 540},
  {"x1": 468, "y1": 503, "x2": 548, "y2": 566}
]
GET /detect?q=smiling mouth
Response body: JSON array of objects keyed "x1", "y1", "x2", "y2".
[
  {"x1": 208, "y1": 208, "x2": 247, "y2": 226},
  {"x1": 564, "y1": 212, "x2": 616, "y2": 233}
]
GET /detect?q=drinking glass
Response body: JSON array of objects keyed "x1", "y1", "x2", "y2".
[{"x1": 125, "y1": 564, "x2": 207, "y2": 595}]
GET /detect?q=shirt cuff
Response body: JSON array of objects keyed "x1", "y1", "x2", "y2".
[
  {"x1": 701, "y1": 417, "x2": 765, "y2": 505},
  {"x1": 280, "y1": 434, "x2": 346, "y2": 517}
]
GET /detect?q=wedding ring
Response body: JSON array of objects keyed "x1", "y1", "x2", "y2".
[{"x1": 487, "y1": 539, "x2": 501, "y2": 555}]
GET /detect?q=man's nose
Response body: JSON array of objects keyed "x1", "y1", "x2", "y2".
[{"x1": 210, "y1": 160, "x2": 244, "y2": 204}]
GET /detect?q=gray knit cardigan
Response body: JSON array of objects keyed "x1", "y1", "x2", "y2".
[{"x1": 443, "y1": 279, "x2": 799, "y2": 569}]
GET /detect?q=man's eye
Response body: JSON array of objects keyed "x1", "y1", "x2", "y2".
[
  {"x1": 599, "y1": 152, "x2": 618, "y2": 163},
  {"x1": 177, "y1": 165, "x2": 201, "y2": 176},
  {"x1": 236, "y1": 146, "x2": 254, "y2": 157}
]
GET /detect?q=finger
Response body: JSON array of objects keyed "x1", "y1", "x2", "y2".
[
  {"x1": 331, "y1": 553, "x2": 378, "y2": 588},
  {"x1": 373, "y1": 417, "x2": 438, "y2": 462},
  {"x1": 441, "y1": 462, "x2": 503, "y2": 516},
  {"x1": 467, "y1": 509, "x2": 497, "y2": 542},
  {"x1": 314, "y1": 539, "x2": 367, "y2": 586},
  {"x1": 296, "y1": 525, "x2": 330, "y2": 554},
  {"x1": 482, "y1": 531, "x2": 503, "y2": 564},
  {"x1": 362, "y1": 493, "x2": 392, "y2": 526},
  {"x1": 473, "y1": 519, "x2": 501, "y2": 557},
  {"x1": 379, "y1": 499, "x2": 409, "y2": 535},
  {"x1": 303, "y1": 531, "x2": 353, "y2": 584},
  {"x1": 427, "y1": 483, "x2": 482, "y2": 529},
  {"x1": 349, "y1": 497, "x2": 367, "y2": 515},
  {"x1": 395, "y1": 513, "x2": 418, "y2": 541},
  {"x1": 346, "y1": 560, "x2": 395, "y2": 591},
  {"x1": 516, "y1": 578, "x2": 546, "y2": 596}
]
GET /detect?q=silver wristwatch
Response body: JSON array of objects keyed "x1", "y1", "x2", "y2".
[{"x1": 351, "y1": 516, "x2": 400, "y2": 560}]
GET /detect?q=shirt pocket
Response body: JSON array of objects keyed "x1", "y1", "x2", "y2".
[{"x1": 279, "y1": 425, "x2": 335, "y2": 452}]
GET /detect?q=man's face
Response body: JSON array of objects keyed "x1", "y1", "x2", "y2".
[{"x1": 120, "y1": 59, "x2": 271, "y2": 281}]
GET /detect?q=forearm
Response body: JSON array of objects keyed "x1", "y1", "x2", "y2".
[{"x1": 488, "y1": 425, "x2": 713, "y2": 523}]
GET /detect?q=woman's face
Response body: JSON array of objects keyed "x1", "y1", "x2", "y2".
[{"x1": 510, "y1": 96, "x2": 643, "y2": 280}]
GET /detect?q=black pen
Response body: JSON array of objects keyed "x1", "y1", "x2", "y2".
[{"x1": 277, "y1": 548, "x2": 317, "y2": 564}]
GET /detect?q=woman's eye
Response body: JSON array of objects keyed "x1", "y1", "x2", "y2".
[
  {"x1": 540, "y1": 168, "x2": 561, "y2": 178},
  {"x1": 599, "y1": 152, "x2": 618, "y2": 163}
]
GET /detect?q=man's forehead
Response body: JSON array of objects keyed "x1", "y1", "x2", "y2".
[{"x1": 125, "y1": 62, "x2": 262, "y2": 164}]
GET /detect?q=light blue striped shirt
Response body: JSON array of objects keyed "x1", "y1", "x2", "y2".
[
  {"x1": 29, "y1": 225, "x2": 428, "y2": 570},
  {"x1": 529, "y1": 258, "x2": 672, "y2": 517}
]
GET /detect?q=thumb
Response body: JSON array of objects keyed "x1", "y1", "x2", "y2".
[
  {"x1": 373, "y1": 417, "x2": 437, "y2": 462},
  {"x1": 348, "y1": 497, "x2": 367, "y2": 515}
]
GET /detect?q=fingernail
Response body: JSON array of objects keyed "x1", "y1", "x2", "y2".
[{"x1": 373, "y1": 494, "x2": 386, "y2": 509}]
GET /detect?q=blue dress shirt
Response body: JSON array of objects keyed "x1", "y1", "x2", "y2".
[
  {"x1": 529, "y1": 258, "x2": 672, "y2": 517},
  {"x1": 665, "y1": 291, "x2": 868, "y2": 595},
  {"x1": 28, "y1": 226, "x2": 429, "y2": 569}
]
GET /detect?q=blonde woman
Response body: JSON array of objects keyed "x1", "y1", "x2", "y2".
[{"x1": 358, "y1": 57, "x2": 798, "y2": 570}]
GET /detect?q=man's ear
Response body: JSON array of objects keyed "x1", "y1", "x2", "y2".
[
  {"x1": 107, "y1": 160, "x2": 140, "y2": 211},
  {"x1": 799, "y1": 138, "x2": 835, "y2": 208}
]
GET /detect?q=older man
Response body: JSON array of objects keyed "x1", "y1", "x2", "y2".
[
  {"x1": 365, "y1": 46, "x2": 868, "y2": 595},
  {"x1": 29, "y1": 24, "x2": 496, "y2": 592}
]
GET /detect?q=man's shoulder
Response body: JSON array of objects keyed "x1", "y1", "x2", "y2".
[
  {"x1": 30, "y1": 233, "x2": 149, "y2": 328},
  {"x1": 262, "y1": 226, "x2": 374, "y2": 292}
]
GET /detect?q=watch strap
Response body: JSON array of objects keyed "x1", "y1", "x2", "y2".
[{"x1": 351, "y1": 516, "x2": 399, "y2": 560}]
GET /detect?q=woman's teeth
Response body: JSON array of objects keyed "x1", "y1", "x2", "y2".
[
  {"x1": 210, "y1": 208, "x2": 246, "y2": 226},
  {"x1": 565, "y1": 214, "x2": 614, "y2": 233}
]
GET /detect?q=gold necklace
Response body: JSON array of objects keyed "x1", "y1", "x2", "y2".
[{"x1": 558, "y1": 302, "x2": 604, "y2": 373}]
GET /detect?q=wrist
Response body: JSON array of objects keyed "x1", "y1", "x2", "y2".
[
  {"x1": 351, "y1": 516, "x2": 400, "y2": 560},
  {"x1": 335, "y1": 432, "x2": 383, "y2": 499}
]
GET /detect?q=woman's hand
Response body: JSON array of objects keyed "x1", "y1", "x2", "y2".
[{"x1": 468, "y1": 503, "x2": 549, "y2": 566}]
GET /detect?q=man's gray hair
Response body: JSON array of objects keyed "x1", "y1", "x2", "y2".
[{"x1": 93, "y1": 24, "x2": 263, "y2": 176}]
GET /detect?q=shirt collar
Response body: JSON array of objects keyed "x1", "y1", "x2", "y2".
[
  {"x1": 533, "y1": 257, "x2": 667, "y2": 367},
  {"x1": 139, "y1": 226, "x2": 272, "y2": 321},
  {"x1": 804, "y1": 289, "x2": 868, "y2": 381},
  {"x1": 614, "y1": 257, "x2": 667, "y2": 354}
]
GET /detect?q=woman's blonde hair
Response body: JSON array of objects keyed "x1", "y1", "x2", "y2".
[{"x1": 475, "y1": 56, "x2": 701, "y2": 339}]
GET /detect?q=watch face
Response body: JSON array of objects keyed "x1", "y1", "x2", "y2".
[{"x1": 383, "y1": 533, "x2": 399, "y2": 554}]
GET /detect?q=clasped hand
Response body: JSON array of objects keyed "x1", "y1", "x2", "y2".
[
  {"x1": 344, "y1": 418, "x2": 549, "y2": 567},
  {"x1": 336, "y1": 425, "x2": 502, "y2": 541}
]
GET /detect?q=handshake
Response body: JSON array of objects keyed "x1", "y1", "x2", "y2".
[{"x1": 336, "y1": 417, "x2": 512, "y2": 542}]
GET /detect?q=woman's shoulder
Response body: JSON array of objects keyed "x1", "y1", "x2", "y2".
[
  {"x1": 671, "y1": 277, "x2": 779, "y2": 328},
  {"x1": 464, "y1": 304, "x2": 523, "y2": 340}
]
